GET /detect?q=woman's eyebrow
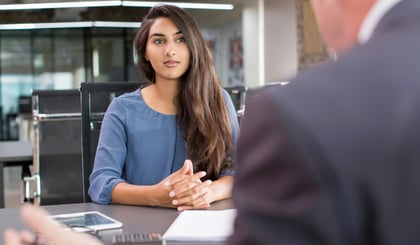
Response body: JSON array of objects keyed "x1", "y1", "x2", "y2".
[
  {"x1": 150, "y1": 33, "x2": 165, "y2": 37},
  {"x1": 150, "y1": 30, "x2": 182, "y2": 38}
]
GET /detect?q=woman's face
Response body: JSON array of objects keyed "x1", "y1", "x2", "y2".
[{"x1": 145, "y1": 17, "x2": 191, "y2": 83}]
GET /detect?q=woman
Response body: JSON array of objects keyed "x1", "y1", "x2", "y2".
[{"x1": 88, "y1": 5, "x2": 239, "y2": 211}]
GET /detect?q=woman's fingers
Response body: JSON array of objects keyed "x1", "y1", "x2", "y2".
[
  {"x1": 169, "y1": 172, "x2": 207, "y2": 198},
  {"x1": 164, "y1": 160, "x2": 195, "y2": 186},
  {"x1": 176, "y1": 160, "x2": 193, "y2": 176},
  {"x1": 171, "y1": 180, "x2": 212, "y2": 207},
  {"x1": 163, "y1": 159, "x2": 212, "y2": 209},
  {"x1": 175, "y1": 192, "x2": 212, "y2": 211}
]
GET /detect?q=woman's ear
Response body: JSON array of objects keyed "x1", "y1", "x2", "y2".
[{"x1": 145, "y1": 56, "x2": 149, "y2": 61}]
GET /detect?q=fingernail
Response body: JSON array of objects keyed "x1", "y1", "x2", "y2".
[
  {"x1": 164, "y1": 181, "x2": 170, "y2": 186},
  {"x1": 178, "y1": 207, "x2": 183, "y2": 211},
  {"x1": 169, "y1": 191, "x2": 175, "y2": 197},
  {"x1": 172, "y1": 200, "x2": 178, "y2": 205}
]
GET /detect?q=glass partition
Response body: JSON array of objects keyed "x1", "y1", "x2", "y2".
[{"x1": 0, "y1": 28, "x2": 139, "y2": 140}]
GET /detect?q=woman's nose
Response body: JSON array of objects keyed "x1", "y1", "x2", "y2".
[{"x1": 165, "y1": 43, "x2": 176, "y2": 56}]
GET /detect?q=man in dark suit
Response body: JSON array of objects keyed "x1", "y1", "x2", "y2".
[{"x1": 228, "y1": 0, "x2": 420, "y2": 244}]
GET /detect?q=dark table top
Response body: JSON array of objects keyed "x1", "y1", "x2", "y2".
[
  {"x1": 0, "y1": 200, "x2": 234, "y2": 245},
  {"x1": 0, "y1": 141, "x2": 32, "y2": 164}
]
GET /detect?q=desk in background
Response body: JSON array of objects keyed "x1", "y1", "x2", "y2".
[
  {"x1": 0, "y1": 200, "x2": 233, "y2": 245},
  {"x1": 0, "y1": 141, "x2": 32, "y2": 208}
]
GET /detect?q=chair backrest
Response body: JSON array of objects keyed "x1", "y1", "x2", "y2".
[
  {"x1": 31, "y1": 89, "x2": 83, "y2": 205},
  {"x1": 80, "y1": 82, "x2": 144, "y2": 202},
  {"x1": 223, "y1": 85, "x2": 247, "y2": 121}
]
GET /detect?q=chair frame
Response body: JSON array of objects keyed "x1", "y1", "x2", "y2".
[
  {"x1": 29, "y1": 89, "x2": 82, "y2": 205},
  {"x1": 80, "y1": 82, "x2": 142, "y2": 202},
  {"x1": 223, "y1": 85, "x2": 247, "y2": 120}
]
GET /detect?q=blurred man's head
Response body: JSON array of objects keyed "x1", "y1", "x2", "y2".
[{"x1": 310, "y1": 0, "x2": 377, "y2": 53}]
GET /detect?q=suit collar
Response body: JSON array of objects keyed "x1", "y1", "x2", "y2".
[
  {"x1": 358, "y1": 0, "x2": 402, "y2": 44},
  {"x1": 370, "y1": 0, "x2": 420, "y2": 40}
]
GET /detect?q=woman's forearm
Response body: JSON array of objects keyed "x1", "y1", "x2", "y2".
[
  {"x1": 110, "y1": 182, "x2": 172, "y2": 207},
  {"x1": 208, "y1": 175, "x2": 233, "y2": 203}
]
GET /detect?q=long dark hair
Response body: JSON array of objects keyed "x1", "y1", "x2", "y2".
[{"x1": 134, "y1": 5, "x2": 234, "y2": 180}]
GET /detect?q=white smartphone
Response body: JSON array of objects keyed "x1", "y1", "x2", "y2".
[{"x1": 50, "y1": 211, "x2": 123, "y2": 231}]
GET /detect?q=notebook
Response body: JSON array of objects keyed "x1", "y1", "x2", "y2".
[{"x1": 163, "y1": 209, "x2": 237, "y2": 241}]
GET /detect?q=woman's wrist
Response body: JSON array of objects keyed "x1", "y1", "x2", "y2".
[{"x1": 209, "y1": 177, "x2": 233, "y2": 203}]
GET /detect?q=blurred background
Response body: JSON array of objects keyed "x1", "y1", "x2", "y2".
[
  {"x1": 0, "y1": 0, "x2": 329, "y2": 142},
  {"x1": 0, "y1": 0, "x2": 331, "y2": 208}
]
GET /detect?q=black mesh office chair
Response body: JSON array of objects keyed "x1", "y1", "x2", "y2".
[
  {"x1": 27, "y1": 89, "x2": 83, "y2": 205},
  {"x1": 80, "y1": 82, "x2": 145, "y2": 202},
  {"x1": 223, "y1": 85, "x2": 247, "y2": 122}
]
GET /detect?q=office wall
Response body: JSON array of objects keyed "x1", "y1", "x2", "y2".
[
  {"x1": 202, "y1": 19, "x2": 243, "y2": 87},
  {"x1": 242, "y1": 0, "x2": 298, "y2": 88},
  {"x1": 296, "y1": 0, "x2": 330, "y2": 70},
  {"x1": 265, "y1": 0, "x2": 297, "y2": 84},
  {"x1": 243, "y1": 0, "x2": 263, "y2": 88}
]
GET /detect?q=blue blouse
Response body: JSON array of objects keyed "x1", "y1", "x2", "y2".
[{"x1": 88, "y1": 88, "x2": 240, "y2": 204}]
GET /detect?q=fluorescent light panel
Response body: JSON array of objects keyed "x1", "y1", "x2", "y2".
[
  {"x1": 0, "y1": 1, "x2": 121, "y2": 10},
  {"x1": 123, "y1": 1, "x2": 234, "y2": 10},
  {"x1": 94, "y1": 21, "x2": 140, "y2": 28},
  {"x1": 0, "y1": 21, "x2": 141, "y2": 30},
  {"x1": 0, "y1": 1, "x2": 234, "y2": 11}
]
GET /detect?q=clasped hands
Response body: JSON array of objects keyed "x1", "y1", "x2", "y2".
[{"x1": 159, "y1": 159, "x2": 213, "y2": 210}]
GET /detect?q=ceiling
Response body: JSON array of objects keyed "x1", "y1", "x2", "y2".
[
  {"x1": 0, "y1": 0, "x2": 244, "y2": 28},
  {"x1": 1, "y1": 0, "x2": 239, "y2": 3}
]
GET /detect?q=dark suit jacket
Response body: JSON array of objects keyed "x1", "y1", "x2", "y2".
[{"x1": 228, "y1": 0, "x2": 420, "y2": 244}]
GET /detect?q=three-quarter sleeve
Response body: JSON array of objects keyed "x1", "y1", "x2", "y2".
[{"x1": 88, "y1": 99, "x2": 127, "y2": 204}]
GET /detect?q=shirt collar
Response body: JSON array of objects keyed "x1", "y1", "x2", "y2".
[{"x1": 358, "y1": 0, "x2": 403, "y2": 44}]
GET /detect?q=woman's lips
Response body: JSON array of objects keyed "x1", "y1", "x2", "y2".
[{"x1": 163, "y1": 60, "x2": 180, "y2": 67}]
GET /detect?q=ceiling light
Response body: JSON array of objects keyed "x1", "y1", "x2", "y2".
[
  {"x1": 94, "y1": 21, "x2": 140, "y2": 28},
  {"x1": 122, "y1": 1, "x2": 234, "y2": 10},
  {"x1": 0, "y1": 1, "x2": 121, "y2": 10},
  {"x1": 0, "y1": 21, "x2": 141, "y2": 30},
  {"x1": 0, "y1": 1, "x2": 234, "y2": 11}
]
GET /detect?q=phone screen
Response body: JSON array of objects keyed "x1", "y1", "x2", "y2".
[
  {"x1": 53, "y1": 213, "x2": 114, "y2": 227},
  {"x1": 51, "y1": 211, "x2": 123, "y2": 231}
]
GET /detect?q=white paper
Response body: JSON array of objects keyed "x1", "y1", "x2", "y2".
[{"x1": 163, "y1": 209, "x2": 237, "y2": 241}]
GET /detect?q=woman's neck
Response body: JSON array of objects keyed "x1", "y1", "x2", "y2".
[
  {"x1": 154, "y1": 79, "x2": 179, "y2": 103},
  {"x1": 142, "y1": 80, "x2": 179, "y2": 115}
]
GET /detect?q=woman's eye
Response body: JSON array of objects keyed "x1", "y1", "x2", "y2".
[
  {"x1": 153, "y1": 39, "x2": 164, "y2": 44},
  {"x1": 177, "y1": 37, "x2": 186, "y2": 43}
]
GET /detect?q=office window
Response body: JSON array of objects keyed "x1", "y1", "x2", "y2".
[
  {"x1": 33, "y1": 30, "x2": 54, "y2": 90},
  {"x1": 0, "y1": 32, "x2": 32, "y2": 140},
  {"x1": 91, "y1": 29, "x2": 124, "y2": 82},
  {"x1": 53, "y1": 29, "x2": 85, "y2": 89},
  {"x1": 91, "y1": 28, "x2": 138, "y2": 82}
]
